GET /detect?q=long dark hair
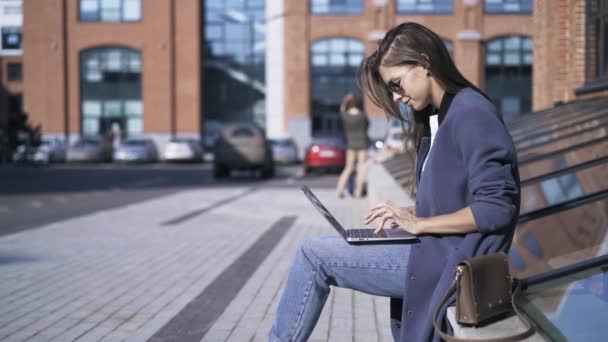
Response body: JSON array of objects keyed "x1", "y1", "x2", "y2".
[{"x1": 358, "y1": 22, "x2": 491, "y2": 190}]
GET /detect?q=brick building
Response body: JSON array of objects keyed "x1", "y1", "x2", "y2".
[
  {"x1": 13, "y1": 0, "x2": 608, "y2": 157},
  {"x1": 22, "y1": 0, "x2": 201, "y2": 151},
  {"x1": 0, "y1": 0, "x2": 23, "y2": 160},
  {"x1": 533, "y1": 0, "x2": 608, "y2": 109}
]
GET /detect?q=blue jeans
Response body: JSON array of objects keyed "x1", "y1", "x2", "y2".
[{"x1": 269, "y1": 236, "x2": 411, "y2": 342}]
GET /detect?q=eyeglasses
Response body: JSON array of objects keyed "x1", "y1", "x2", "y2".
[{"x1": 386, "y1": 63, "x2": 418, "y2": 94}]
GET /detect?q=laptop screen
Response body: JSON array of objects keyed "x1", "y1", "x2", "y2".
[{"x1": 301, "y1": 186, "x2": 347, "y2": 239}]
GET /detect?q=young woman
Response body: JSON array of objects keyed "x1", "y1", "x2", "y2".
[
  {"x1": 269, "y1": 22, "x2": 520, "y2": 342},
  {"x1": 335, "y1": 93, "x2": 369, "y2": 199}
]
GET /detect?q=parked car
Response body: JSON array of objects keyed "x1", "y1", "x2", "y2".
[
  {"x1": 113, "y1": 138, "x2": 158, "y2": 163},
  {"x1": 67, "y1": 136, "x2": 113, "y2": 163},
  {"x1": 270, "y1": 138, "x2": 299, "y2": 164},
  {"x1": 13, "y1": 138, "x2": 67, "y2": 164},
  {"x1": 304, "y1": 136, "x2": 346, "y2": 174},
  {"x1": 213, "y1": 122, "x2": 274, "y2": 178},
  {"x1": 163, "y1": 138, "x2": 203, "y2": 162}
]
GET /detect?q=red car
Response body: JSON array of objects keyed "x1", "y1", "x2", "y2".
[{"x1": 304, "y1": 137, "x2": 346, "y2": 174}]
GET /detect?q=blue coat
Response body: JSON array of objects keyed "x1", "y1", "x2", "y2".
[{"x1": 399, "y1": 88, "x2": 521, "y2": 341}]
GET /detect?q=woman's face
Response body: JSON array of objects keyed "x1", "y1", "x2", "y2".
[{"x1": 379, "y1": 63, "x2": 432, "y2": 111}]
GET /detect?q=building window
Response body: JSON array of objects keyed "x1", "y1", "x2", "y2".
[
  {"x1": 396, "y1": 0, "x2": 453, "y2": 14},
  {"x1": 484, "y1": 0, "x2": 532, "y2": 13},
  {"x1": 3, "y1": 4, "x2": 22, "y2": 15},
  {"x1": 443, "y1": 39, "x2": 453, "y2": 57},
  {"x1": 7, "y1": 63, "x2": 22, "y2": 81},
  {"x1": 485, "y1": 35, "x2": 532, "y2": 121},
  {"x1": 80, "y1": 47, "x2": 142, "y2": 136},
  {"x1": 586, "y1": 0, "x2": 608, "y2": 82},
  {"x1": 79, "y1": 0, "x2": 141, "y2": 22},
  {"x1": 1, "y1": 27, "x2": 21, "y2": 50},
  {"x1": 203, "y1": 0, "x2": 266, "y2": 127},
  {"x1": 311, "y1": 37, "x2": 364, "y2": 135},
  {"x1": 310, "y1": 0, "x2": 364, "y2": 14}
]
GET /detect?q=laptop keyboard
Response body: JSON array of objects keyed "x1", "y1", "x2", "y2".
[{"x1": 348, "y1": 229, "x2": 387, "y2": 239}]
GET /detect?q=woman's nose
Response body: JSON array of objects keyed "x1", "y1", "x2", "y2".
[{"x1": 392, "y1": 92, "x2": 402, "y2": 102}]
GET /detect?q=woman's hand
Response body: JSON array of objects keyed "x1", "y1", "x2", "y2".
[{"x1": 364, "y1": 201, "x2": 424, "y2": 235}]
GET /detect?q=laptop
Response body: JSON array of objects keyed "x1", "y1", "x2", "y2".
[{"x1": 301, "y1": 186, "x2": 418, "y2": 243}]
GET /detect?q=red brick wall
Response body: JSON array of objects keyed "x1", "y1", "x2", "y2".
[
  {"x1": 533, "y1": 0, "x2": 587, "y2": 111},
  {"x1": 22, "y1": 0, "x2": 201, "y2": 135}
]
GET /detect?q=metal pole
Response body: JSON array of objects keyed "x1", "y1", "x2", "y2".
[
  {"x1": 250, "y1": 19, "x2": 254, "y2": 124},
  {"x1": 62, "y1": 0, "x2": 69, "y2": 141},
  {"x1": 170, "y1": 0, "x2": 177, "y2": 138}
]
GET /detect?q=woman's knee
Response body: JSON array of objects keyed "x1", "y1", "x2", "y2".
[{"x1": 297, "y1": 236, "x2": 341, "y2": 267}]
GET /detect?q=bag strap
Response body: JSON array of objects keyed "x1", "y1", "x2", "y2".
[{"x1": 433, "y1": 277, "x2": 536, "y2": 342}]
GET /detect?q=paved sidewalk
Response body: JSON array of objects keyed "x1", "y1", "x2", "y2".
[{"x1": 0, "y1": 186, "x2": 396, "y2": 342}]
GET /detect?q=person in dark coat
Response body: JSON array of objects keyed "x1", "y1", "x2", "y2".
[
  {"x1": 336, "y1": 92, "x2": 370, "y2": 199},
  {"x1": 268, "y1": 22, "x2": 520, "y2": 342}
]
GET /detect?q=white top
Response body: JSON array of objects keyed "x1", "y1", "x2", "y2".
[{"x1": 421, "y1": 114, "x2": 439, "y2": 175}]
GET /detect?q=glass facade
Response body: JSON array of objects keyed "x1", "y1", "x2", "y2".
[
  {"x1": 485, "y1": 35, "x2": 532, "y2": 121},
  {"x1": 80, "y1": 47, "x2": 142, "y2": 137},
  {"x1": 484, "y1": 0, "x2": 532, "y2": 13},
  {"x1": 396, "y1": 0, "x2": 453, "y2": 14},
  {"x1": 79, "y1": 0, "x2": 141, "y2": 22},
  {"x1": 6, "y1": 62, "x2": 21, "y2": 81},
  {"x1": 310, "y1": 0, "x2": 364, "y2": 14},
  {"x1": 1, "y1": 26, "x2": 21, "y2": 50},
  {"x1": 203, "y1": 0, "x2": 266, "y2": 128},
  {"x1": 310, "y1": 37, "x2": 364, "y2": 136}
]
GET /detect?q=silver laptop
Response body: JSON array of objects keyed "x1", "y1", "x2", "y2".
[{"x1": 301, "y1": 186, "x2": 418, "y2": 243}]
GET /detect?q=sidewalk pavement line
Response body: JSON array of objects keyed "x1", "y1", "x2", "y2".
[
  {"x1": 147, "y1": 215, "x2": 298, "y2": 342},
  {"x1": 160, "y1": 188, "x2": 258, "y2": 226}
]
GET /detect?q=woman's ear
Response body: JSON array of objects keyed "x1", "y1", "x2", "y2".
[{"x1": 419, "y1": 53, "x2": 431, "y2": 69}]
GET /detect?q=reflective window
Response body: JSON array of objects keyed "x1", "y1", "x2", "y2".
[
  {"x1": 515, "y1": 258, "x2": 608, "y2": 341},
  {"x1": 80, "y1": 47, "x2": 142, "y2": 136},
  {"x1": 513, "y1": 106, "x2": 608, "y2": 147},
  {"x1": 203, "y1": 0, "x2": 266, "y2": 127},
  {"x1": 79, "y1": 0, "x2": 141, "y2": 22},
  {"x1": 586, "y1": 0, "x2": 608, "y2": 81},
  {"x1": 6, "y1": 63, "x2": 22, "y2": 81},
  {"x1": 485, "y1": 36, "x2": 532, "y2": 121},
  {"x1": 518, "y1": 125, "x2": 608, "y2": 161},
  {"x1": 396, "y1": 0, "x2": 453, "y2": 14},
  {"x1": 515, "y1": 113, "x2": 608, "y2": 150},
  {"x1": 484, "y1": 0, "x2": 532, "y2": 13},
  {"x1": 509, "y1": 97, "x2": 608, "y2": 139},
  {"x1": 519, "y1": 138, "x2": 608, "y2": 181},
  {"x1": 520, "y1": 159, "x2": 608, "y2": 214},
  {"x1": 311, "y1": 37, "x2": 364, "y2": 135},
  {"x1": 512, "y1": 196, "x2": 608, "y2": 278},
  {"x1": 1, "y1": 26, "x2": 21, "y2": 50},
  {"x1": 310, "y1": 0, "x2": 364, "y2": 14},
  {"x1": 3, "y1": 4, "x2": 21, "y2": 15},
  {"x1": 443, "y1": 39, "x2": 453, "y2": 57}
]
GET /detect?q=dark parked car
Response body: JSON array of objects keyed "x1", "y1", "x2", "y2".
[
  {"x1": 304, "y1": 136, "x2": 346, "y2": 174},
  {"x1": 213, "y1": 122, "x2": 274, "y2": 178}
]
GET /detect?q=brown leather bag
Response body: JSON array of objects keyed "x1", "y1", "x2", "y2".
[{"x1": 433, "y1": 252, "x2": 535, "y2": 342}]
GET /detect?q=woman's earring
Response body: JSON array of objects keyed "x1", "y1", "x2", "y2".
[{"x1": 427, "y1": 71, "x2": 431, "y2": 77}]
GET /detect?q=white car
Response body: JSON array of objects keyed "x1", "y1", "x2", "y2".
[
  {"x1": 113, "y1": 138, "x2": 158, "y2": 163},
  {"x1": 163, "y1": 138, "x2": 203, "y2": 162}
]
